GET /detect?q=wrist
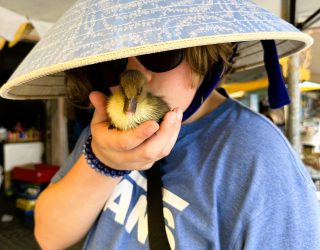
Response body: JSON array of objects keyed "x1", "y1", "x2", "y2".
[{"x1": 82, "y1": 135, "x2": 131, "y2": 177}]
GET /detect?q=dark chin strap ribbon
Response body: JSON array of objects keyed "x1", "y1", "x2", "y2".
[
  {"x1": 261, "y1": 40, "x2": 290, "y2": 109},
  {"x1": 182, "y1": 40, "x2": 290, "y2": 121},
  {"x1": 182, "y1": 62, "x2": 224, "y2": 122}
]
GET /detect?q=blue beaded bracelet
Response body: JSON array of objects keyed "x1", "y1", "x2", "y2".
[{"x1": 82, "y1": 135, "x2": 131, "y2": 177}]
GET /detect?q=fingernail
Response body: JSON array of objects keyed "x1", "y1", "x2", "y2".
[{"x1": 176, "y1": 109, "x2": 183, "y2": 121}]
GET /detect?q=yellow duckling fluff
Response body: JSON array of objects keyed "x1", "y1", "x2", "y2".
[{"x1": 106, "y1": 70, "x2": 170, "y2": 130}]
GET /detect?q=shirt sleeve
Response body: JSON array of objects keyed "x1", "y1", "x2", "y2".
[{"x1": 50, "y1": 126, "x2": 90, "y2": 183}]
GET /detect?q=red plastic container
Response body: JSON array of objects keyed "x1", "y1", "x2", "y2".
[{"x1": 12, "y1": 164, "x2": 60, "y2": 183}]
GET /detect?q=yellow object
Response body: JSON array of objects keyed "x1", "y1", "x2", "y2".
[
  {"x1": 107, "y1": 70, "x2": 170, "y2": 130},
  {"x1": 280, "y1": 57, "x2": 311, "y2": 81},
  {"x1": 8, "y1": 23, "x2": 30, "y2": 48},
  {"x1": 222, "y1": 78, "x2": 269, "y2": 94},
  {"x1": 16, "y1": 197, "x2": 36, "y2": 211},
  {"x1": 223, "y1": 78, "x2": 320, "y2": 94},
  {"x1": 299, "y1": 81, "x2": 320, "y2": 92},
  {"x1": 0, "y1": 37, "x2": 6, "y2": 50}
]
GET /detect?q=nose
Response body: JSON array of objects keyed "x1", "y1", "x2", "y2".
[{"x1": 126, "y1": 57, "x2": 152, "y2": 82}]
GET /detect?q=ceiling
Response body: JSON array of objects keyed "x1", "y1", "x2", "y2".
[
  {"x1": 0, "y1": 0, "x2": 75, "y2": 22},
  {"x1": 256, "y1": 0, "x2": 320, "y2": 29}
]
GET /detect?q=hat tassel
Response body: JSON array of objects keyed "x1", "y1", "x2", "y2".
[{"x1": 261, "y1": 40, "x2": 290, "y2": 109}]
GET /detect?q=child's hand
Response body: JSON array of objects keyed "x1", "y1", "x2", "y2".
[{"x1": 88, "y1": 91, "x2": 182, "y2": 171}]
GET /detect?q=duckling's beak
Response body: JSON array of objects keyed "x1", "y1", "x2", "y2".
[{"x1": 124, "y1": 97, "x2": 137, "y2": 115}]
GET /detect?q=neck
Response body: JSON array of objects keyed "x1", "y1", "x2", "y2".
[{"x1": 183, "y1": 90, "x2": 226, "y2": 124}]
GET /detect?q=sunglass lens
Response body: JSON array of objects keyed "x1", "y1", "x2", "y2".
[{"x1": 137, "y1": 49, "x2": 183, "y2": 73}]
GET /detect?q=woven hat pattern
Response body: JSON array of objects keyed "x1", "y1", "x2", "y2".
[{"x1": 0, "y1": 0, "x2": 313, "y2": 99}]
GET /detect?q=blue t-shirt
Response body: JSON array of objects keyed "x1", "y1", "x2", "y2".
[{"x1": 52, "y1": 98, "x2": 320, "y2": 249}]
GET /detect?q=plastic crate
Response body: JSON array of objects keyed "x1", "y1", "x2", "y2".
[{"x1": 12, "y1": 164, "x2": 59, "y2": 183}]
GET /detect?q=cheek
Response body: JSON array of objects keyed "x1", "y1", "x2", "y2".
[
  {"x1": 148, "y1": 66, "x2": 198, "y2": 110},
  {"x1": 165, "y1": 82, "x2": 197, "y2": 110}
]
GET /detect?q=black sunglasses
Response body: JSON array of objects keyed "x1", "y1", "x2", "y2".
[
  {"x1": 66, "y1": 49, "x2": 184, "y2": 109},
  {"x1": 89, "y1": 49, "x2": 184, "y2": 87}
]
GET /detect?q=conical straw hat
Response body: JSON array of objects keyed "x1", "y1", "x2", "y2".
[{"x1": 0, "y1": 0, "x2": 313, "y2": 99}]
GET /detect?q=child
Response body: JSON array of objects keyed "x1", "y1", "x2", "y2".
[{"x1": 1, "y1": 0, "x2": 319, "y2": 249}]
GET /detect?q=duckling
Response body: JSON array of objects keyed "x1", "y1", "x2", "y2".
[{"x1": 106, "y1": 70, "x2": 170, "y2": 130}]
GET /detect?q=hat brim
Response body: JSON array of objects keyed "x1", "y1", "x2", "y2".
[{"x1": 0, "y1": 0, "x2": 313, "y2": 99}]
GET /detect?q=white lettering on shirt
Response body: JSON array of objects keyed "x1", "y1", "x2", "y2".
[
  {"x1": 103, "y1": 170, "x2": 189, "y2": 248},
  {"x1": 164, "y1": 207, "x2": 175, "y2": 249},
  {"x1": 125, "y1": 194, "x2": 148, "y2": 243},
  {"x1": 104, "y1": 179, "x2": 133, "y2": 224}
]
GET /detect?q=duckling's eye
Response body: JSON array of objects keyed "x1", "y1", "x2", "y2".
[
  {"x1": 120, "y1": 85, "x2": 124, "y2": 93},
  {"x1": 120, "y1": 85, "x2": 128, "y2": 97},
  {"x1": 137, "y1": 87, "x2": 143, "y2": 95}
]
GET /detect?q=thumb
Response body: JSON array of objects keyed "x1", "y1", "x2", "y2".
[{"x1": 89, "y1": 91, "x2": 109, "y2": 124}]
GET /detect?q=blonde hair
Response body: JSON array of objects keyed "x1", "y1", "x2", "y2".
[
  {"x1": 186, "y1": 43, "x2": 233, "y2": 76},
  {"x1": 65, "y1": 43, "x2": 234, "y2": 108}
]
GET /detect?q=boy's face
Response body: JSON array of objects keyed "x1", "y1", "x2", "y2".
[{"x1": 110, "y1": 56, "x2": 200, "y2": 111}]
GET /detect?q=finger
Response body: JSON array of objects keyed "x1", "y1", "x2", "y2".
[
  {"x1": 160, "y1": 108, "x2": 183, "y2": 156},
  {"x1": 89, "y1": 91, "x2": 109, "y2": 124},
  {"x1": 100, "y1": 120, "x2": 160, "y2": 151},
  {"x1": 91, "y1": 110, "x2": 181, "y2": 171},
  {"x1": 128, "y1": 108, "x2": 182, "y2": 161}
]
